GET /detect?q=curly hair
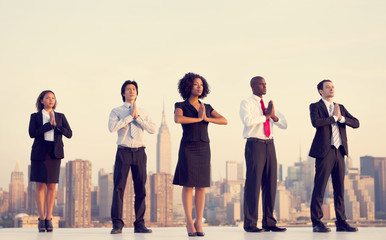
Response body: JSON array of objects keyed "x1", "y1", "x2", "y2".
[
  {"x1": 36, "y1": 90, "x2": 56, "y2": 112},
  {"x1": 178, "y1": 72, "x2": 210, "y2": 100}
]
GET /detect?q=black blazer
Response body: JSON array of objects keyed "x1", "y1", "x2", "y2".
[
  {"x1": 29, "y1": 111, "x2": 72, "y2": 161},
  {"x1": 309, "y1": 99, "x2": 359, "y2": 159}
]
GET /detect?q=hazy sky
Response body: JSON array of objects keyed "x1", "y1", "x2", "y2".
[{"x1": 1, "y1": 0, "x2": 385, "y2": 189}]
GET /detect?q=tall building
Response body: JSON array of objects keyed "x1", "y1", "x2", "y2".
[
  {"x1": 98, "y1": 169, "x2": 113, "y2": 218},
  {"x1": 150, "y1": 173, "x2": 173, "y2": 226},
  {"x1": 156, "y1": 105, "x2": 172, "y2": 174},
  {"x1": 27, "y1": 165, "x2": 37, "y2": 216},
  {"x1": 0, "y1": 188, "x2": 9, "y2": 216},
  {"x1": 65, "y1": 159, "x2": 92, "y2": 227},
  {"x1": 9, "y1": 160, "x2": 25, "y2": 213},
  {"x1": 237, "y1": 161, "x2": 244, "y2": 180},
  {"x1": 360, "y1": 156, "x2": 386, "y2": 213},
  {"x1": 226, "y1": 161, "x2": 237, "y2": 181},
  {"x1": 55, "y1": 167, "x2": 66, "y2": 217}
]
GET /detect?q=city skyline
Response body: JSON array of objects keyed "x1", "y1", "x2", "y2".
[
  {"x1": 1, "y1": 1, "x2": 386, "y2": 190},
  {"x1": 1, "y1": 154, "x2": 384, "y2": 227}
]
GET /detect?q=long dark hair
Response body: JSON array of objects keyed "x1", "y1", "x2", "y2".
[{"x1": 35, "y1": 90, "x2": 56, "y2": 112}]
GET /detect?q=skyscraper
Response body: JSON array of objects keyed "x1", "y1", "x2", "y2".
[
  {"x1": 65, "y1": 159, "x2": 92, "y2": 227},
  {"x1": 98, "y1": 169, "x2": 113, "y2": 218},
  {"x1": 9, "y1": 160, "x2": 25, "y2": 213},
  {"x1": 150, "y1": 173, "x2": 173, "y2": 226},
  {"x1": 27, "y1": 165, "x2": 37, "y2": 216},
  {"x1": 156, "y1": 105, "x2": 171, "y2": 174},
  {"x1": 360, "y1": 156, "x2": 386, "y2": 213},
  {"x1": 226, "y1": 161, "x2": 237, "y2": 181}
]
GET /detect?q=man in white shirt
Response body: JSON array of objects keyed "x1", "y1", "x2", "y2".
[
  {"x1": 109, "y1": 80, "x2": 156, "y2": 234},
  {"x1": 240, "y1": 76, "x2": 287, "y2": 233}
]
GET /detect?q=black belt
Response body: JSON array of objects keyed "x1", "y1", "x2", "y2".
[
  {"x1": 118, "y1": 146, "x2": 145, "y2": 151},
  {"x1": 247, "y1": 138, "x2": 274, "y2": 144}
]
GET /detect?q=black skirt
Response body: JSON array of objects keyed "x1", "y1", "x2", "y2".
[
  {"x1": 173, "y1": 141, "x2": 211, "y2": 187},
  {"x1": 30, "y1": 142, "x2": 61, "y2": 183}
]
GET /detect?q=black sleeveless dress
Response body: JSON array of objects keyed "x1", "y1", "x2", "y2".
[{"x1": 173, "y1": 101, "x2": 213, "y2": 187}]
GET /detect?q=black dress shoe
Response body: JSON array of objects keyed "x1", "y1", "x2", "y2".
[
  {"x1": 335, "y1": 221, "x2": 358, "y2": 232},
  {"x1": 38, "y1": 218, "x2": 45, "y2": 232},
  {"x1": 110, "y1": 228, "x2": 122, "y2": 234},
  {"x1": 45, "y1": 218, "x2": 53, "y2": 232},
  {"x1": 244, "y1": 226, "x2": 264, "y2": 233},
  {"x1": 263, "y1": 226, "x2": 287, "y2": 232},
  {"x1": 313, "y1": 223, "x2": 331, "y2": 233},
  {"x1": 134, "y1": 225, "x2": 152, "y2": 233}
]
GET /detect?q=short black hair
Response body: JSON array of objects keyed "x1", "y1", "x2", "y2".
[
  {"x1": 317, "y1": 79, "x2": 332, "y2": 96},
  {"x1": 177, "y1": 72, "x2": 210, "y2": 100},
  {"x1": 250, "y1": 76, "x2": 264, "y2": 88},
  {"x1": 36, "y1": 90, "x2": 56, "y2": 112},
  {"x1": 121, "y1": 80, "x2": 138, "y2": 102}
]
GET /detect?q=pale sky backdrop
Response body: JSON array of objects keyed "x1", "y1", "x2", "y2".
[{"x1": 1, "y1": 0, "x2": 385, "y2": 189}]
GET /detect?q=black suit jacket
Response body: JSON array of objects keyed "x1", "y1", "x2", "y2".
[
  {"x1": 29, "y1": 111, "x2": 72, "y2": 161},
  {"x1": 309, "y1": 99, "x2": 359, "y2": 159}
]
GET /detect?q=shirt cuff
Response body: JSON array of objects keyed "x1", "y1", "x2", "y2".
[
  {"x1": 124, "y1": 115, "x2": 134, "y2": 124},
  {"x1": 339, "y1": 116, "x2": 346, "y2": 123},
  {"x1": 333, "y1": 116, "x2": 338, "y2": 122}
]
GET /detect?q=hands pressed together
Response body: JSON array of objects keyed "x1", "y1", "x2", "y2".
[
  {"x1": 198, "y1": 102, "x2": 208, "y2": 122},
  {"x1": 131, "y1": 101, "x2": 139, "y2": 119},
  {"x1": 333, "y1": 103, "x2": 342, "y2": 121},
  {"x1": 265, "y1": 101, "x2": 279, "y2": 122},
  {"x1": 49, "y1": 111, "x2": 56, "y2": 127}
]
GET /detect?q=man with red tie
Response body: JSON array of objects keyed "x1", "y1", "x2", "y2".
[
  {"x1": 309, "y1": 80, "x2": 359, "y2": 232},
  {"x1": 240, "y1": 76, "x2": 287, "y2": 233}
]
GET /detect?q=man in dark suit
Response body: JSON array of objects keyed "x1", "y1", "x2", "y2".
[{"x1": 309, "y1": 80, "x2": 359, "y2": 232}]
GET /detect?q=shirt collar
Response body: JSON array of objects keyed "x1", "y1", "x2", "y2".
[
  {"x1": 252, "y1": 94, "x2": 263, "y2": 102},
  {"x1": 321, "y1": 98, "x2": 334, "y2": 108},
  {"x1": 42, "y1": 109, "x2": 52, "y2": 115},
  {"x1": 123, "y1": 102, "x2": 133, "y2": 109}
]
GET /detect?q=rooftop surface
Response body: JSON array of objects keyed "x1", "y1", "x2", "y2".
[{"x1": 0, "y1": 227, "x2": 384, "y2": 240}]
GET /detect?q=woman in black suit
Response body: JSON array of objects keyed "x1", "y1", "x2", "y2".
[
  {"x1": 29, "y1": 90, "x2": 72, "y2": 232},
  {"x1": 173, "y1": 73, "x2": 227, "y2": 236}
]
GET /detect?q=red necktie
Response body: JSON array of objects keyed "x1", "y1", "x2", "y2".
[{"x1": 260, "y1": 99, "x2": 271, "y2": 138}]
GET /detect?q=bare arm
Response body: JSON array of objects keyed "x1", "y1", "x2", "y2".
[
  {"x1": 174, "y1": 108, "x2": 203, "y2": 124},
  {"x1": 204, "y1": 110, "x2": 227, "y2": 125}
]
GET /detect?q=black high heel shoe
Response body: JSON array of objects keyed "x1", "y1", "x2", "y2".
[
  {"x1": 194, "y1": 222, "x2": 205, "y2": 237},
  {"x1": 186, "y1": 225, "x2": 197, "y2": 237},
  {"x1": 38, "y1": 218, "x2": 46, "y2": 232},
  {"x1": 45, "y1": 218, "x2": 53, "y2": 232}
]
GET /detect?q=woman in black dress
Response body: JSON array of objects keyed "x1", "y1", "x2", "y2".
[
  {"x1": 173, "y1": 73, "x2": 227, "y2": 236},
  {"x1": 29, "y1": 90, "x2": 72, "y2": 232}
]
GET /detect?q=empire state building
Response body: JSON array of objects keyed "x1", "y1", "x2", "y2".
[{"x1": 156, "y1": 106, "x2": 171, "y2": 174}]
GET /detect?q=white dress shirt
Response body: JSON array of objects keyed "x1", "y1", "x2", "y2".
[
  {"x1": 321, "y1": 98, "x2": 345, "y2": 147},
  {"x1": 108, "y1": 102, "x2": 157, "y2": 148},
  {"x1": 42, "y1": 109, "x2": 54, "y2": 141},
  {"x1": 240, "y1": 95, "x2": 287, "y2": 139}
]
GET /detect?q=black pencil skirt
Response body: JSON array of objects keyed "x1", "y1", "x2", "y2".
[
  {"x1": 30, "y1": 153, "x2": 61, "y2": 184},
  {"x1": 173, "y1": 141, "x2": 211, "y2": 187}
]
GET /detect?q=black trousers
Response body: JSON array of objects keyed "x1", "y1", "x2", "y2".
[
  {"x1": 111, "y1": 147, "x2": 147, "y2": 229},
  {"x1": 243, "y1": 140, "x2": 277, "y2": 228},
  {"x1": 310, "y1": 146, "x2": 346, "y2": 226}
]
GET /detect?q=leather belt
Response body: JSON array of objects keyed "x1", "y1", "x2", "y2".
[
  {"x1": 117, "y1": 146, "x2": 145, "y2": 151},
  {"x1": 247, "y1": 138, "x2": 274, "y2": 144}
]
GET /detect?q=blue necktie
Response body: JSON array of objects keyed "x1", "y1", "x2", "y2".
[{"x1": 129, "y1": 105, "x2": 138, "y2": 138}]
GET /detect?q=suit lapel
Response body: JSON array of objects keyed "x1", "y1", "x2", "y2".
[
  {"x1": 37, "y1": 110, "x2": 43, "y2": 126},
  {"x1": 319, "y1": 99, "x2": 329, "y2": 118}
]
